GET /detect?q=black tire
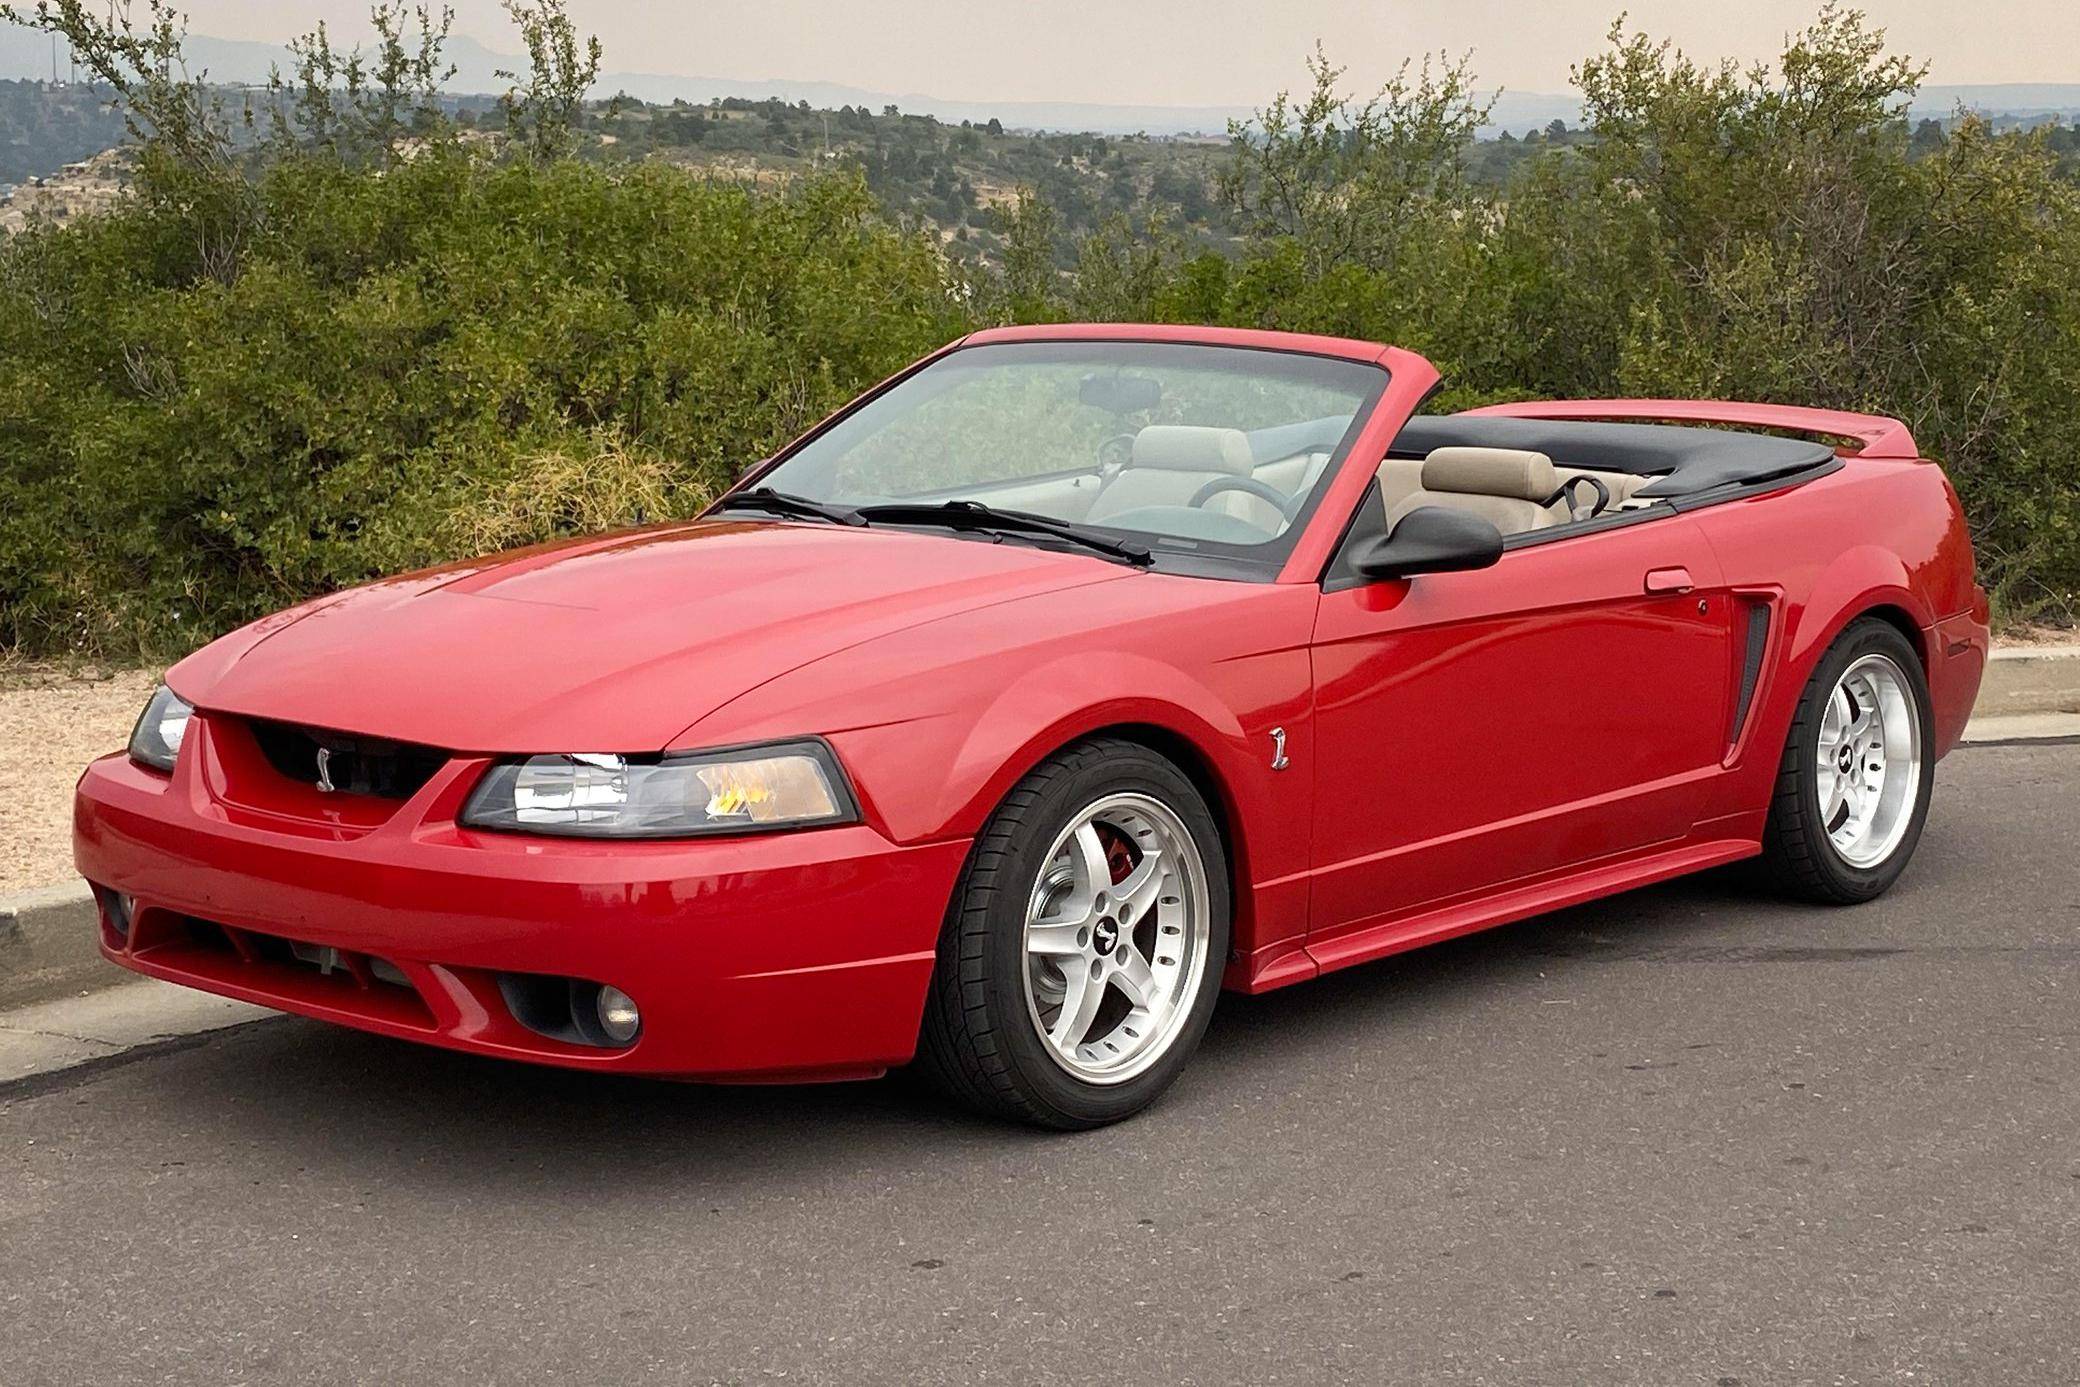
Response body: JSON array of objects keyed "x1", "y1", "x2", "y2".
[
  {"x1": 1757, "y1": 617, "x2": 1935, "y2": 904},
  {"x1": 916, "y1": 738, "x2": 1231, "y2": 1129}
]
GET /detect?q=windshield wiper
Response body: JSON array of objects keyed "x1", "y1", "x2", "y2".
[
  {"x1": 853, "y1": 500, "x2": 1152, "y2": 566},
  {"x1": 712, "y1": 487, "x2": 868, "y2": 527}
]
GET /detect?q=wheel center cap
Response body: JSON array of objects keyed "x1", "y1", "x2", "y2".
[
  {"x1": 1093, "y1": 918, "x2": 1119, "y2": 955},
  {"x1": 1838, "y1": 746, "x2": 1855, "y2": 772}
]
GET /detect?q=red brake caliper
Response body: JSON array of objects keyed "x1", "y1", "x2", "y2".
[{"x1": 1098, "y1": 824, "x2": 1136, "y2": 887}]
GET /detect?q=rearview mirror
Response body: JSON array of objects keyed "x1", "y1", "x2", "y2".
[{"x1": 1349, "y1": 505, "x2": 1504, "y2": 581}]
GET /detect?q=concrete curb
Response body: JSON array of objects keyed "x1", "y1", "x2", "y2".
[
  {"x1": 0, "y1": 977, "x2": 274, "y2": 1090},
  {"x1": 1977, "y1": 644, "x2": 2080, "y2": 717},
  {"x1": 1959, "y1": 712, "x2": 2080, "y2": 745},
  {"x1": 0, "y1": 882, "x2": 116, "y2": 1010}
]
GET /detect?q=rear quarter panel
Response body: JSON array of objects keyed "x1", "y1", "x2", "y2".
[{"x1": 1692, "y1": 456, "x2": 1987, "y2": 827}]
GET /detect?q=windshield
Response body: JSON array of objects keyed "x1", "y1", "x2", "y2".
[{"x1": 752, "y1": 341, "x2": 1389, "y2": 572}]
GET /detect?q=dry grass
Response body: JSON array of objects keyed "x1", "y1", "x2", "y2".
[{"x1": 443, "y1": 431, "x2": 701, "y2": 556}]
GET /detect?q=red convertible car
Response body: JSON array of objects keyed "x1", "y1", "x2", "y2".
[{"x1": 76, "y1": 324, "x2": 1988, "y2": 1128}]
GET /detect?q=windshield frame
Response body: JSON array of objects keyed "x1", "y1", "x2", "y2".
[{"x1": 725, "y1": 338, "x2": 1395, "y2": 582}]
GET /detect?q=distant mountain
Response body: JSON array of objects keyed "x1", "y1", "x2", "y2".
[
  {"x1": 1914, "y1": 83, "x2": 2080, "y2": 119},
  {"x1": 2, "y1": 21, "x2": 2074, "y2": 137}
]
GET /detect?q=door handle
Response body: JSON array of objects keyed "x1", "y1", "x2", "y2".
[{"x1": 1643, "y1": 566, "x2": 1694, "y2": 595}]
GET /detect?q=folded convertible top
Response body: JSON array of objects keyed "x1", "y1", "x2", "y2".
[{"x1": 1389, "y1": 415, "x2": 1840, "y2": 498}]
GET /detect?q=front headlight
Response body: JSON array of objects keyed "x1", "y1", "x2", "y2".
[
  {"x1": 128, "y1": 684, "x2": 194, "y2": 773},
  {"x1": 460, "y1": 740, "x2": 857, "y2": 838}
]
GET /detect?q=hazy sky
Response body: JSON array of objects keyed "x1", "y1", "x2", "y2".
[{"x1": 166, "y1": 1, "x2": 2080, "y2": 104}]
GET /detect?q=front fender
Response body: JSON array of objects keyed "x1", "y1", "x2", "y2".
[
  {"x1": 931, "y1": 651, "x2": 1253, "y2": 839},
  {"x1": 819, "y1": 646, "x2": 1313, "y2": 966},
  {"x1": 675, "y1": 578, "x2": 1322, "y2": 957},
  {"x1": 824, "y1": 643, "x2": 1310, "y2": 876}
]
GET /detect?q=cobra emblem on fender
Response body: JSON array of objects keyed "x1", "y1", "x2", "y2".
[{"x1": 315, "y1": 746, "x2": 336, "y2": 793}]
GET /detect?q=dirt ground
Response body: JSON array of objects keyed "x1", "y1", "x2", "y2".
[{"x1": 0, "y1": 665, "x2": 158, "y2": 894}]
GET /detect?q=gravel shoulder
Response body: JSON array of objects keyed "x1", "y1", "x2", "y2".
[{"x1": 0, "y1": 664, "x2": 158, "y2": 894}]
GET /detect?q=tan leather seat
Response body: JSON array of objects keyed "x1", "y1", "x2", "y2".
[
  {"x1": 1087, "y1": 426, "x2": 1259, "y2": 527},
  {"x1": 1387, "y1": 447, "x2": 1563, "y2": 536},
  {"x1": 1377, "y1": 456, "x2": 1427, "y2": 515}
]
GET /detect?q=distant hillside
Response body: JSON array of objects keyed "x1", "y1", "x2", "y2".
[{"x1": 5, "y1": 21, "x2": 2076, "y2": 137}]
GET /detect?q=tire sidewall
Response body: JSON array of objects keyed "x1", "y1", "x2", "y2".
[
  {"x1": 1790, "y1": 620, "x2": 1936, "y2": 900},
  {"x1": 979, "y1": 747, "x2": 1231, "y2": 1127}
]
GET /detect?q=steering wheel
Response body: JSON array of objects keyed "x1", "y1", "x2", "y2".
[
  {"x1": 1187, "y1": 475, "x2": 1295, "y2": 520},
  {"x1": 1547, "y1": 473, "x2": 1612, "y2": 522},
  {"x1": 1096, "y1": 433, "x2": 1137, "y2": 472}
]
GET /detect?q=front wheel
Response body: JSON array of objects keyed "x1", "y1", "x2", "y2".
[
  {"x1": 916, "y1": 738, "x2": 1230, "y2": 1129},
  {"x1": 1757, "y1": 618, "x2": 1935, "y2": 903}
]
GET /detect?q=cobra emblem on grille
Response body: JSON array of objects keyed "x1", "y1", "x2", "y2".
[{"x1": 314, "y1": 746, "x2": 336, "y2": 793}]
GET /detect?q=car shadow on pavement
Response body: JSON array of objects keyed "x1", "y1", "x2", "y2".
[{"x1": 69, "y1": 864, "x2": 1853, "y2": 1196}]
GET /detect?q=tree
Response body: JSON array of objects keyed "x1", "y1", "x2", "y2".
[
  {"x1": 1219, "y1": 44, "x2": 1493, "y2": 278},
  {"x1": 496, "y1": 0, "x2": 601, "y2": 162},
  {"x1": 991, "y1": 188, "x2": 1060, "y2": 320},
  {"x1": 266, "y1": 2, "x2": 456, "y2": 167}
]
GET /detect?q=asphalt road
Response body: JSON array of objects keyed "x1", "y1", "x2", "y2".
[{"x1": 4, "y1": 743, "x2": 2077, "y2": 1386}]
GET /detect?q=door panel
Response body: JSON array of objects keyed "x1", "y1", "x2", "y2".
[{"x1": 1308, "y1": 514, "x2": 1734, "y2": 939}]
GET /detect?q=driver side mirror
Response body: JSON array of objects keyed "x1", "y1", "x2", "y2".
[{"x1": 1349, "y1": 505, "x2": 1504, "y2": 581}]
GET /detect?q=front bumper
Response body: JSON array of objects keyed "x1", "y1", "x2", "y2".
[{"x1": 73, "y1": 716, "x2": 971, "y2": 1082}]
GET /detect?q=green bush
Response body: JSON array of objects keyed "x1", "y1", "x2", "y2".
[{"x1": 0, "y1": 154, "x2": 965, "y2": 654}]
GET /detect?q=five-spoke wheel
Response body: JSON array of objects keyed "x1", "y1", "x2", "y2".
[
  {"x1": 1815, "y1": 652, "x2": 1924, "y2": 869},
  {"x1": 918, "y1": 739, "x2": 1229, "y2": 1128},
  {"x1": 1761, "y1": 617, "x2": 1934, "y2": 903},
  {"x1": 1021, "y1": 794, "x2": 1212, "y2": 1085}
]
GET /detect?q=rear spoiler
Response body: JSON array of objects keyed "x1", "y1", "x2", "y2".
[{"x1": 1459, "y1": 399, "x2": 1920, "y2": 460}]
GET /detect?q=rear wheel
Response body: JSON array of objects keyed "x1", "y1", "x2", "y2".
[
  {"x1": 1758, "y1": 618, "x2": 1934, "y2": 903},
  {"x1": 917, "y1": 738, "x2": 1229, "y2": 1129}
]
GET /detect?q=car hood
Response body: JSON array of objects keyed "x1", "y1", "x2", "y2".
[{"x1": 173, "y1": 520, "x2": 1134, "y2": 753}]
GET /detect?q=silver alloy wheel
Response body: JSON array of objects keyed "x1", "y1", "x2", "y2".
[
  {"x1": 1021, "y1": 793, "x2": 1212, "y2": 1085},
  {"x1": 1816, "y1": 651, "x2": 1924, "y2": 869}
]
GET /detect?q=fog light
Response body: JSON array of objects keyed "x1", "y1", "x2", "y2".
[{"x1": 595, "y1": 985, "x2": 641, "y2": 1044}]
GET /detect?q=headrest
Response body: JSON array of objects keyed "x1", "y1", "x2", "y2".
[
  {"x1": 1421, "y1": 447, "x2": 1557, "y2": 502},
  {"x1": 1131, "y1": 425, "x2": 1255, "y2": 476}
]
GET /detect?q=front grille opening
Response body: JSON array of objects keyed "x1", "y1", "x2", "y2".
[
  {"x1": 247, "y1": 720, "x2": 447, "y2": 800},
  {"x1": 274, "y1": 937, "x2": 415, "y2": 993},
  {"x1": 145, "y1": 916, "x2": 435, "y2": 1029}
]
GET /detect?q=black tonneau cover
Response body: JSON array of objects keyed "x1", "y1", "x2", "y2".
[{"x1": 1389, "y1": 415, "x2": 1836, "y2": 498}]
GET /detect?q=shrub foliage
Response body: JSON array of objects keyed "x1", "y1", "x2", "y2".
[{"x1": 0, "y1": 2, "x2": 2074, "y2": 657}]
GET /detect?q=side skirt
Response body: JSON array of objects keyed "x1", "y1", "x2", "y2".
[{"x1": 1228, "y1": 835, "x2": 1762, "y2": 994}]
